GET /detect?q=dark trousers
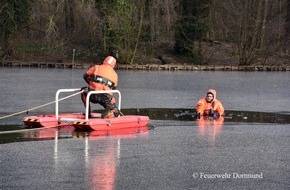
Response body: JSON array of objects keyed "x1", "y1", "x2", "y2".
[{"x1": 81, "y1": 91, "x2": 120, "y2": 117}]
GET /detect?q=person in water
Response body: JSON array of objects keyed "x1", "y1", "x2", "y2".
[
  {"x1": 81, "y1": 56, "x2": 120, "y2": 118},
  {"x1": 196, "y1": 89, "x2": 224, "y2": 118}
]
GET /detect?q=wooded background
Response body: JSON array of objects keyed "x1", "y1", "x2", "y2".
[{"x1": 0, "y1": 0, "x2": 289, "y2": 65}]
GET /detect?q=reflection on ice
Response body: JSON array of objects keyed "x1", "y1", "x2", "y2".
[{"x1": 196, "y1": 116, "x2": 224, "y2": 142}]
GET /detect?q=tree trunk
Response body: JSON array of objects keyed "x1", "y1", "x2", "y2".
[
  {"x1": 64, "y1": 0, "x2": 74, "y2": 35},
  {"x1": 260, "y1": 0, "x2": 268, "y2": 49},
  {"x1": 2, "y1": 30, "x2": 10, "y2": 58},
  {"x1": 286, "y1": 0, "x2": 290, "y2": 53},
  {"x1": 130, "y1": 1, "x2": 145, "y2": 64},
  {"x1": 251, "y1": 0, "x2": 262, "y2": 50}
]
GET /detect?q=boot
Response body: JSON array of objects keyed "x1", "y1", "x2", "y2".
[{"x1": 101, "y1": 109, "x2": 115, "y2": 119}]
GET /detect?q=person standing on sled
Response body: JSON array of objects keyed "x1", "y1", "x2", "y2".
[
  {"x1": 196, "y1": 89, "x2": 224, "y2": 119},
  {"x1": 81, "y1": 56, "x2": 120, "y2": 118}
]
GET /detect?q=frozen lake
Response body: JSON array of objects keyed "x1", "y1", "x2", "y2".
[{"x1": 0, "y1": 68, "x2": 289, "y2": 189}]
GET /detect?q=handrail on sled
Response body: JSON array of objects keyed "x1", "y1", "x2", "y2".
[
  {"x1": 55, "y1": 89, "x2": 121, "y2": 120},
  {"x1": 85, "y1": 90, "x2": 121, "y2": 120}
]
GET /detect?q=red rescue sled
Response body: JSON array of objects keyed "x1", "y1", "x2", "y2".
[{"x1": 23, "y1": 89, "x2": 150, "y2": 131}]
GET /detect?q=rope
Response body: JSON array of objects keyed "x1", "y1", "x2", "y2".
[
  {"x1": 0, "y1": 90, "x2": 83, "y2": 120},
  {"x1": 0, "y1": 123, "x2": 68, "y2": 135}
]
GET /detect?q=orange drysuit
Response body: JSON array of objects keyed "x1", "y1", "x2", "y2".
[
  {"x1": 86, "y1": 64, "x2": 118, "y2": 92},
  {"x1": 81, "y1": 56, "x2": 119, "y2": 118},
  {"x1": 196, "y1": 89, "x2": 224, "y2": 116}
]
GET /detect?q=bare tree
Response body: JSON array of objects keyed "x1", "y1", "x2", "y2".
[
  {"x1": 208, "y1": 0, "x2": 289, "y2": 65},
  {"x1": 0, "y1": 0, "x2": 31, "y2": 58},
  {"x1": 285, "y1": 0, "x2": 290, "y2": 54},
  {"x1": 64, "y1": 0, "x2": 74, "y2": 35},
  {"x1": 2, "y1": 0, "x2": 289, "y2": 64}
]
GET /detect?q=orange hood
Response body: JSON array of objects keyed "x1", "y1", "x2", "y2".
[{"x1": 207, "y1": 89, "x2": 217, "y2": 100}]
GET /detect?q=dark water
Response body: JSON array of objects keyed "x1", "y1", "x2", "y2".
[{"x1": 0, "y1": 68, "x2": 289, "y2": 189}]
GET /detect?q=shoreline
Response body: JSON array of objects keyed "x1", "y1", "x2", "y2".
[{"x1": 0, "y1": 60, "x2": 289, "y2": 71}]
